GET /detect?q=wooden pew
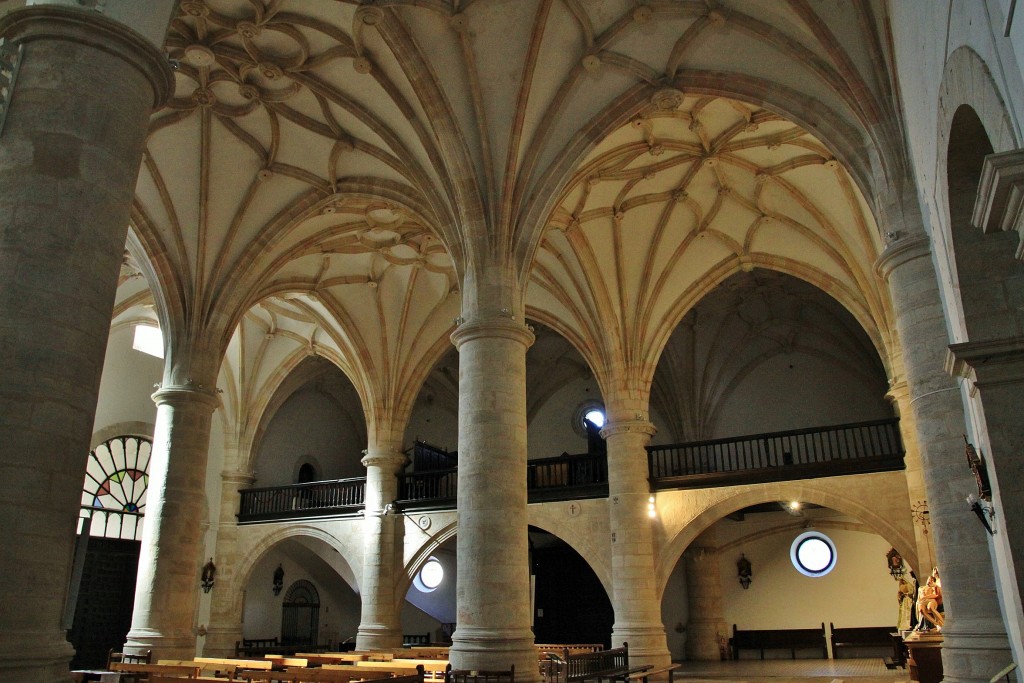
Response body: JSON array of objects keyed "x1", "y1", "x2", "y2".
[
  {"x1": 731, "y1": 623, "x2": 828, "y2": 660},
  {"x1": 109, "y1": 662, "x2": 202, "y2": 681}
]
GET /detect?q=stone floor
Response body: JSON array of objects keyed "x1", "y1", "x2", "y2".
[{"x1": 673, "y1": 657, "x2": 907, "y2": 683}]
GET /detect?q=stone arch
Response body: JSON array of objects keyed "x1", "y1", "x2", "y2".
[
  {"x1": 527, "y1": 505, "x2": 612, "y2": 597},
  {"x1": 232, "y1": 525, "x2": 362, "y2": 623},
  {"x1": 933, "y1": 46, "x2": 1020, "y2": 343},
  {"x1": 398, "y1": 517, "x2": 459, "y2": 604},
  {"x1": 656, "y1": 477, "x2": 917, "y2": 600}
]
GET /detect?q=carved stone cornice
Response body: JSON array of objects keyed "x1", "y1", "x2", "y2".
[
  {"x1": 973, "y1": 148, "x2": 1024, "y2": 260},
  {"x1": 0, "y1": 6, "x2": 173, "y2": 107},
  {"x1": 946, "y1": 335, "x2": 1024, "y2": 389}
]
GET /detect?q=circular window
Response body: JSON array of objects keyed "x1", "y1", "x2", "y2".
[
  {"x1": 572, "y1": 401, "x2": 606, "y2": 438},
  {"x1": 413, "y1": 557, "x2": 444, "y2": 593},
  {"x1": 790, "y1": 531, "x2": 837, "y2": 577}
]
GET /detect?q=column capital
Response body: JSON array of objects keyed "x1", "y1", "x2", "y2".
[
  {"x1": 220, "y1": 470, "x2": 255, "y2": 487},
  {"x1": 450, "y1": 316, "x2": 535, "y2": 350},
  {"x1": 0, "y1": 5, "x2": 173, "y2": 108},
  {"x1": 601, "y1": 418, "x2": 656, "y2": 439},
  {"x1": 152, "y1": 384, "x2": 221, "y2": 411},
  {"x1": 361, "y1": 448, "x2": 407, "y2": 471},
  {"x1": 874, "y1": 233, "x2": 933, "y2": 280}
]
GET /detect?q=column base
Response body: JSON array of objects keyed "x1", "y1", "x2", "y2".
[
  {"x1": 939, "y1": 626, "x2": 1016, "y2": 683},
  {"x1": 356, "y1": 623, "x2": 403, "y2": 651},
  {"x1": 684, "y1": 619, "x2": 728, "y2": 661},
  {"x1": 450, "y1": 626, "x2": 538, "y2": 683},
  {"x1": 201, "y1": 625, "x2": 243, "y2": 658},
  {"x1": 0, "y1": 631, "x2": 75, "y2": 683},
  {"x1": 611, "y1": 623, "x2": 671, "y2": 668},
  {"x1": 124, "y1": 628, "x2": 196, "y2": 661}
]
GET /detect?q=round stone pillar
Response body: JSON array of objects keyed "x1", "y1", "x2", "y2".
[
  {"x1": 876, "y1": 235, "x2": 1012, "y2": 682},
  {"x1": 357, "y1": 446, "x2": 407, "y2": 650},
  {"x1": 683, "y1": 546, "x2": 727, "y2": 661},
  {"x1": 885, "y1": 380, "x2": 935, "y2": 573},
  {"x1": 601, "y1": 418, "x2": 671, "y2": 668},
  {"x1": 449, "y1": 317, "x2": 536, "y2": 679},
  {"x1": 125, "y1": 384, "x2": 221, "y2": 660},
  {"x1": 203, "y1": 468, "x2": 255, "y2": 657},
  {"x1": 0, "y1": 7, "x2": 171, "y2": 680}
]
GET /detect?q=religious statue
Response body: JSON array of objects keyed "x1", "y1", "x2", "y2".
[
  {"x1": 916, "y1": 568, "x2": 944, "y2": 630},
  {"x1": 897, "y1": 573, "x2": 916, "y2": 631}
]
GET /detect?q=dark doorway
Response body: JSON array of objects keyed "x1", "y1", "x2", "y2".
[
  {"x1": 68, "y1": 537, "x2": 141, "y2": 669},
  {"x1": 282, "y1": 580, "x2": 320, "y2": 647},
  {"x1": 530, "y1": 527, "x2": 613, "y2": 646}
]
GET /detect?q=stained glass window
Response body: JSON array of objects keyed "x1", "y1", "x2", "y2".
[{"x1": 81, "y1": 435, "x2": 152, "y2": 539}]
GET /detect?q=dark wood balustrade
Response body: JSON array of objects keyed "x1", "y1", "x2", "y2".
[
  {"x1": 527, "y1": 452, "x2": 608, "y2": 502},
  {"x1": 238, "y1": 477, "x2": 366, "y2": 522},
  {"x1": 647, "y1": 418, "x2": 904, "y2": 490},
  {"x1": 236, "y1": 419, "x2": 905, "y2": 522}
]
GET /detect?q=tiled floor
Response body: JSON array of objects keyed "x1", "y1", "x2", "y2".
[{"x1": 673, "y1": 657, "x2": 908, "y2": 683}]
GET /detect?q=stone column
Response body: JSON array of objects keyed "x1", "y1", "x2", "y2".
[
  {"x1": 683, "y1": 546, "x2": 727, "y2": 661},
  {"x1": 125, "y1": 384, "x2": 221, "y2": 660},
  {"x1": 885, "y1": 380, "x2": 935, "y2": 573},
  {"x1": 449, "y1": 317, "x2": 536, "y2": 678},
  {"x1": 601, "y1": 417, "x2": 671, "y2": 668},
  {"x1": 203, "y1": 468, "x2": 255, "y2": 657},
  {"x1": 357, "y1": 445, "x2": 407, "y2": 650},
  {"x1": 0, "y1": 7, "x2": 171, "y2": 680},
  {"x1": 876, "y1": 235, "x2": 1012, "y2": 682}
]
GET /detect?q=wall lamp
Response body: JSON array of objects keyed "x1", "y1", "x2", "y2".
[
  {"x1": 273, "y1": 564, "x2": 284, "y2": 595},
  {"x1": 967, "y1": 494, "x2": 996, "y2": 535},
  {"x1": 201, "y1": 558, "x2": 216, "y2": 593},
  {"x1": 737, "y1": 554, "x2": 752, "y2": 589}
]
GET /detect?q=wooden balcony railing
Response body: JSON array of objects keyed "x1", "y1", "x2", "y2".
[
  {"x1": 527, "y1": 452, "x2": 608, "y2": 503},
  {"x1": 647, "y1": 418, "x2": 904, "y2": 490},
  {"x1": 238, "y1": 477, "x2": 366, "y2": 523},
  {"x1": 395, "y1": 467, "x2": 458, "y2": 511},
  {"x1": 236, "y1": 420, "x2": 905, "y2": 522}
]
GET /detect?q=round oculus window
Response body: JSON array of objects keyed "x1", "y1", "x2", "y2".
[
  {"x1": 413, "y1": 557, "x2": 444, "y2": 592},
  {"x1": 790, "y1": 531, "x2": 836, "y2": 577}
]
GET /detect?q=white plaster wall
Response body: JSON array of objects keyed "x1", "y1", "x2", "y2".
[
  {"x1": 711, "y1": 353, "x2": 890, "y2": 438},
  {"x1": 405, "y1": 397, "x2": 459, "y2": 454},
  {"x1": 718, "y1": 518, "x2": 895, "y2": 651},
  {"x1": 254, "y1": 388, "x2": 366, "y2": 486},
  {"x1": 403, "y1": 547, "x2": 457, "y2": 626},
  {"x1": 527, "y1": 376, "x2": 600, "y2": 458},
  {"x1": 659, "y1": 559, "x2": 689, "y2": 660},
  {"x1": 92, "y1": 325, "x2": 162, "y2": 435},
  {"x1": 243, "y1": 541, "x2": 362, "y2": 646}
]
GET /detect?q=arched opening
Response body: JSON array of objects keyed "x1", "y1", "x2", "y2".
[
  {"x1": 282, "y1": 580, "x2": 321, "y2": 648},
  {"x1": 243, "y1": 535, "x2": 361, "y2": 649},
  {"x1": 662, "y1": 501, "x2": 905, "y2": 662},
  {"x1": 651, "y1": 270, "x2": 892, "y2": 445},
  {"x1": 529, "y1": 526, "x2": 613, "y2": 647},
  {"x1": 68, "y1": 435, "x2": 153, "y2": 669},
  {"x1": 403, "y1": 534, "x2": 457, "y2": 645},
  {"x1": 253, "y1": 357, "x2": 367, "y2": 487},
  {"x1": 947, "y1": 105, "x2": 1022, "y2": 342}
]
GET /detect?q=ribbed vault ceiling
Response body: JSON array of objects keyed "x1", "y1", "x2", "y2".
[{"x1": 119, "y1": 0, "x2": 902, "y2": 432}]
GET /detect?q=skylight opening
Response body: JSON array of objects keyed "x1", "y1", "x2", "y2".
[{"x1": 133, "y1": 324, "x2": 164, "y2": 359}]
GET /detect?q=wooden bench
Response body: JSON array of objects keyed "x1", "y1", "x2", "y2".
[
  {"x1": 829, "y1": 623, "x2": 899, "y2": 662},
  {"x1": 548, "y1": 643, "x2": 650, "y2": 683},
  {"x1": 626, "y1": 664, "x2": 680, "y2": 683},
  {"x1": 731, "y1": 624, "x2": 828, "y2": 660},
  {"x1": 444, "y1": 664, "x2": 514, "y2": 683},
  {"x1": 109, "y1": 662, "x2": 202, "y2": 681},
  {"x1": 404, "y1": 633, "x2": 431, "y2": 646},
  {"x1": 237, "y1": 638, "x2": 298, "y2": 657}
]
